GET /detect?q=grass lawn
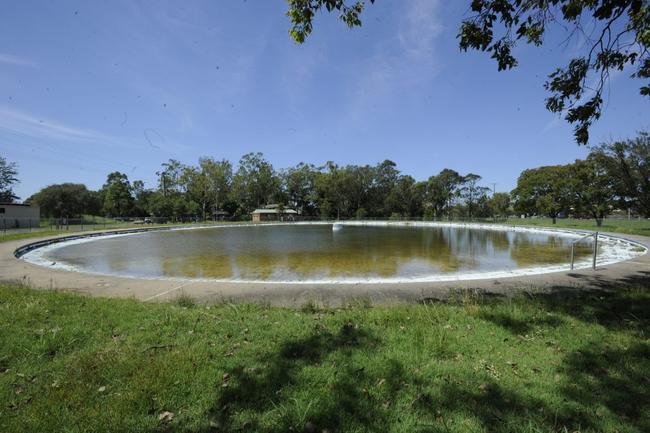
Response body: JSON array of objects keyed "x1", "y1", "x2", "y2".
[
  {"x1": 1, "y1": 284, "x2": 648, "y2": 433},
  {"x1": 504, "y1": 217, "x2": 650, "y2": 237},
  {"x1": 0, "y1": 221, "x2": 226, "y2": 244}
]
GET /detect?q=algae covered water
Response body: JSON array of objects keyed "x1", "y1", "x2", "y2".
[{"x1": 40, "y1": 224, "x2": 594, "y2": 282}]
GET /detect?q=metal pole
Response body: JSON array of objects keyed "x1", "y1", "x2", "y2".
[
  {"x1": 570, "y1": 243, "x2": 575, "y2": 270},
  {"x1": 592, "y1": 232, "x2": 598, "y2": 270}
]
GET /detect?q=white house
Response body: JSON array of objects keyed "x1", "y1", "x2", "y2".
[{"x1": 0, "y1": 203, "x2": 40, "y2": 229}]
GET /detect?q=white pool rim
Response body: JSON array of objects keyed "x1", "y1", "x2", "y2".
[{"x1": 17, "y1": 221, "x2": 648, "y2": 284}]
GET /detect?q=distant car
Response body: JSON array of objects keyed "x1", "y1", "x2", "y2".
[{"x1": 144, "y1": 218, "x2": 154, "y2": 224}]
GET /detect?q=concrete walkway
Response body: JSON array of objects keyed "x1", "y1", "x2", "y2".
[{"x1": 1, "y1": 227, "x2": 649, "y2": 306}]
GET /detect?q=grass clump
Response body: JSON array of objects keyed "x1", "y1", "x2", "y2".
[
  {"x1": 0, "y1": 284, "x2": 648, "y2": 433},
  {"x1": 174, "y1": 292, "x2": 196, "y2": 309}
]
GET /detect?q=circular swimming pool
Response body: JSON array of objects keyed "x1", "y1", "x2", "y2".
[{"x1": 18, "y1": 222, "x2": 647, "y2": 283}]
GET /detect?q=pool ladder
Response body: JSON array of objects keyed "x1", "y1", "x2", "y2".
[{"x1": 570, "y1": 232, "x2": 598, "y2": 271}]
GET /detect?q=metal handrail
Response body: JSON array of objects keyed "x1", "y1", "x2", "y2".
[{"x1": 570, "y1": 231, "x2": 598, "y2": 270}]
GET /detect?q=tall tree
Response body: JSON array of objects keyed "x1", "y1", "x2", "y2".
[
  {"x1": 0, "y1": 156, "x2": 19, "y2": 203},
  {"x1": 386, "y1": 175, "x2": 420, "y2": 217},
  {"x1": 568, "y1": 156, "x2": 616, "y2": 226},
  {"x1": 459, "y1": 173, "x2": 490, "y2": 219},
  {"x1": 28, "y1": 183, "x2": 95, "y2": 218},
  {"x1": 487, "y1": 192, "x2": 511, "y2": 218},
  {"x1": 342, "y1": 164, "x2": 373, "y2": 216},
  {"x1": 131, "y1": 180, "x2": 153, "y2": 217},
  {"x1": 156, "y1": 159, "x2": 185, "y2": 198},
  {"x1": 426, "y1": 169, "x2": 464, "y2": 218},
  {"x1": 314, "y1": 161, "x2": 347, "y2": 219},
  {"x1": 232, "y1": 153, "x2": 279, "y2": 213},
  {"x1": 102, "y1": 172, "x2": 134, "y2": 217},
  {"x1": 371, "y1": 160, "x2": 400, "y2": 216},
  {"x1": 590, "y1": 131, "x2": 650, "y2": 217},
  {"x1": 180, "y1": 165, "x2": 211, "y2": 220},
  {"x1": 512, "y1": 165, "x2": 571, "y2": 223},
  {"x1": 199, "y1": 157, "x2": 232, "y2": 216},
  {"x1": 286, "y1": 0, "x2": 650, "y2": 144},
  {"x1": 284, "y1": 162, "x2": 319, "y2": 215}
]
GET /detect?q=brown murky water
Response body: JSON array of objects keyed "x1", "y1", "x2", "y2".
[{"x1": 45, "y1": 224, "x2": 594, "y2": 281}]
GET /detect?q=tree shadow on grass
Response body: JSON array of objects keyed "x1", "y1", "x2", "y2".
[
  {"x1": 186, "y1": 285, "x2": 650, "y2": 433},
  {"x1": 472, "y1": 285, "x2": 650, "y2": 432},
  {"x1": 475, "y1": 270, "x2": 650, "y2": 335},
  {"x1": 204, "y1": 322, "x2": 390, "y2": 433},
  {"x1": 478, "y1": 311, "x2": 566, "y2": 335},
  {"x1": 539, "y1": 284, "x2": 650, "y2": 334},
  {"x1": 413, "y1": 382, "x2": 596, "y2": 433},
  {"x1": 558, "y1": 343, "x2": 650, "y2": 432}
]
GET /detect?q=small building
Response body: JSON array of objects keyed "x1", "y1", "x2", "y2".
[
  {"x1": 251, "y1": 204, "x2": 298, "y2": 222},
  {"x1": 0, "y1": 203, "x2": 40, "y2": 229}
]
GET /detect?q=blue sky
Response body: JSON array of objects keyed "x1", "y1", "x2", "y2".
[{"x1": 1, "y1": 0, "x2": 648, "y2": 200}]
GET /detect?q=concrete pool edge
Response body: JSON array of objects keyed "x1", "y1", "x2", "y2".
[
  {"x1": 16, "y1": 221, "x2": 648, "y2": 284},
  {"x1": 3, "y1": 222, "x2": 650, "y2": 306}
]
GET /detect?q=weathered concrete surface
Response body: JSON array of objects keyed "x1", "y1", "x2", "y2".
[{"x1": 1, "y1": 228, "x2": 649, "y2": 306}]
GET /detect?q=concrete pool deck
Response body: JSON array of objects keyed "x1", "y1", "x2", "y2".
[{"x1": 1, "y1": 225, "x2": 649, "y2": 306}]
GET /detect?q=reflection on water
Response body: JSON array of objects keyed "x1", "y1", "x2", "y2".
[{"x1": 46, "y1": 225, "x2": 593, "y2": 281}]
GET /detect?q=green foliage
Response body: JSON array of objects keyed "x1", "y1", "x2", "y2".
[
  {"x1": 284, "y1": 162, "x2": 319, "y2": 216},
  {"x1": 386, "y1": 175, "x2": 422, "y2": 218},
  {"x1": 232, "y1": 153, "x2": 280, "y2": 213},
  {"x1": 569, "y1": 156, "x2": 616, "y2": 225},
  {"x1": 590, "y1": 131, "x2": 650, "y2": 217},
  {"x1": 199, "y1": 157, "x2": 233, "y2": 217},
  {"x1": 287, "y1": 0, "x2": 374, "y2": 43},
  {"x1": 28, "y1": 184, "x2": 100, "y2": 218},
  {"x1": 512, "y1": 165, "x2": 571, "y2": 222},
  {"x1": 488, "y1": 192, "x2": 511, "y2": 217},
  {"x1": 460, "y1": 173, "x2": 490, "y2": 219},
  {"x1": 101, "y1": 172, "x2": 134, "y2": 217},
  {"x1": 0, "y1": 155, "x2": 19, "y2": 203},
  {"x1": 425, "y1": 169, "x2": 464, "y2": 218},
  {"x1": 17, "y1": 132, "x2": 650, "y2": 222}
]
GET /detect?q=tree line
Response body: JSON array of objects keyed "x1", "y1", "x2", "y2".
[
  {"x1": 2, "y1": 132, "x2": 649, "y2": 225},
  {"x1": 23, "y1": 155, "x2": 507, "y2": 222}
]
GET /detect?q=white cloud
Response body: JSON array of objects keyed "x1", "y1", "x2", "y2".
[
  {"x1": 0, "y1": 53, "x2": 36, "y2": 67},
  {"x1": 398, "y1": 0, "x2": 443, "y2": 63},
  {"x1": 0, "y1": 106, "x2": 111, "y2": 142},
  {"x1": 345, "y1": 0, "x2": 443, "y2": 121},
  {"x1": 0, "y1": 106, "x2": 191, "y2": 155}
]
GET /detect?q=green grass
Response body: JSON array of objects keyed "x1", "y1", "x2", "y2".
[
  {"x1": 1, "y1": 284, "x2": 648, "y2": 433},
  {"x1": 504, "y1": 217, "x2": 650, "y2": 237},
  {"x1": 0, "y1": 227, "x2": 132, "y2": 244},
  {"x1": 0, "y1": 221, "x2": 227, "y2": 244}
]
